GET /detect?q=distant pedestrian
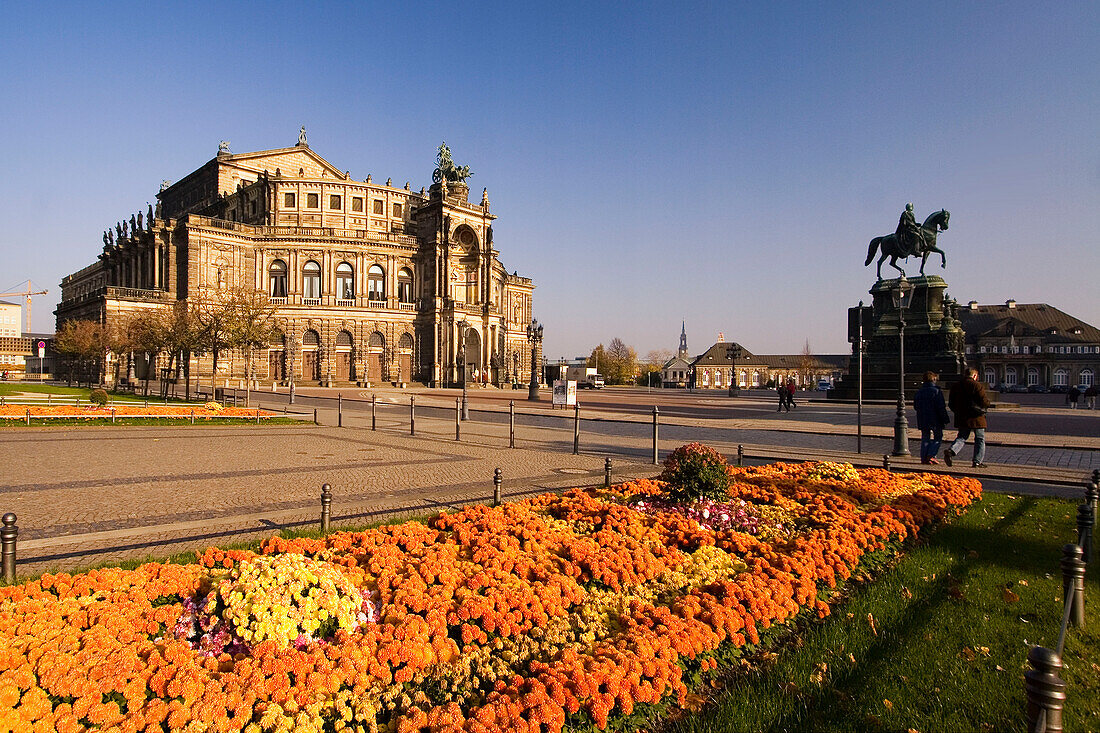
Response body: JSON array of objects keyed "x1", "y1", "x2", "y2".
[
  {"x1": 785, "y1": 379, "x2": 797, "y2": 410},
  {"x1": 944, "y1": 367, "x2": 991, "y2": 468},
  {"x1": 914, "y1": 371, "x2": 950, "y2": 465},
  {"x1": 1084, "y1": 385, "x2": 1097, "y2": 410},
  {"x1": 1068, "y1": 385, "x2": 1081, "y2": 409},
  {"x1": 776, "y1": 383, "x2": 788, "y2": 412}
]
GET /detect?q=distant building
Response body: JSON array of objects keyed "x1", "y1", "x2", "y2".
[
  {"x1": 55, "y1": 135, "x2": 536, "y2": 387},
  {"x1": 661, "y1": 322, "x2": 693, "y2": 387},
  {"x1": 0, "y1": 301, "x2": 24, "y2": 371},
  {"x1": 958, "y1": 300, "x2": 1099, "y2": 389},
  {"x1": 690, "y1": 341, "x2": 846, "y2": 390}
]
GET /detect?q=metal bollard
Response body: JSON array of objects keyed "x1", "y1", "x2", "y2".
[
  {"x1": 493, "y1": 468, "x2": 502, "y2": 507},
  {"x1": 737, "y1": 444, "x2": 744, "y2": 467},
  {"x1": 573, "y1": 403, "x2": 580, "y2": 455},
  {"x1": 1061, "y1": 543, "x2": 1086, "y2": 629},
  {"x1": 1, "y1": 513, "x2": 16, "y2": 583},
  {"x1": 509, "y1": 401, "x2": 515, "y2": 448},
  {"x1": 605, "y1": 457, "x2": 612, "y2": 488},
  {"x1": 652, "y1": 406, "x2": 659, "y2": 465},
  {"x1": 1025, "y1": 646, "x2": 1066, "y2": 733},
  {"x1": 190, "y1": 409, "x2": 195, "y2": 425},
  {"x1": 410, "y1": 396, "x2": 415, "y2": 436},
  {"x1": 256, "y1": 407, "x2": 261, "y2": 424},
  {"x1": 111, "y1": 408, "x2": 116, "y2": 424},
  {"x1": 372, "y1": 393, "x2": 377, "y2": 431},
  {"x1": 320, "y1": 483, "x2": 332, "y2": 533},
  {"x1": 24, "y1": 408, "x2": 29, "y2": 425},
  {"x1": 1078, "y1": 502, "x2": 1095, "y2": 564},
  {"x1": 455, "y1": 398, "x2": 461, "y2": 440},
  {"x1": 313, "y1": 407, "x2": 318, "y2": 425},
  {"x1": 289, "y1": 382, "x2": 295, "y2": 405},
  {"x1": 883, "y1": 454, "x2": 890, "y2": 471},
  {"x1": 338, "y1": 394, "x2": 343, "y2": 428},
  {"x1": 47, "y1": 394, "x2": 51, "y2": 407},
  {"x1": 76, "y1": 398, "x2": 80, "y2": 408}
]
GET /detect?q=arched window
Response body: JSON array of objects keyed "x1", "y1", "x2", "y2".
[
  {"x1": 368, "y1": 265, "x2": 385, "y2": 301},
  {"x1": 1081, "y1": 369, "x2": 1094, "y2": 387},
  {"x1": 1005, "y1": 367, "x2": 1017, "y2": 386},
  {"x1": 302, "y1": 330, "x2": 320, "y2": 346},
  {"x1": 1053, "y1": 368, "x2": 1068, "y2": 387},
  {"x1": 984, "y1": 367, "x2": 996, "y2": 386},
  {"x1": 336, "y1": 262, "x2": 354, "y2": 300},
  {"x1": 1027, "y1": 367, "x2": 1039, "y2": 386},
  {"x1": 397, "y1": 268, "x2": 414, "y2": 303},
  {"x1": 269, "y1": 259, "x2": 288, "y2": 298},
  {"x1": 336, "y1": 330, "x2": 352, "y2": 347},
  {"x1": 302, "y1": 260, "x2": 321, "y2": 299}
]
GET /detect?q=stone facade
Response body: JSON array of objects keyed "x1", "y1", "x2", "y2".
[{"x1": 56, "y1": 137, "x2": 537, "y2": 387}]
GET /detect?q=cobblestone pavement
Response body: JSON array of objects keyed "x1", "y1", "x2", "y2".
[{"x1": 2, "y1": 400, "x2": 1095, "y2": 577}]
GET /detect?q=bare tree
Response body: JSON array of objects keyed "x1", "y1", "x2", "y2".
[
  {"x1": 54, "y1": 320, "x2": 105, "y2": 387},
  {"x1": 798, "y1": 339, "x2": 814, "y2": 387},
  {"x1": 603, "y1": 337, "x2": 639, "y2": 385},
  {"x1": 164, "y1": 301, "x2": 206, "y2": 401},
  {"x1": 127, "y1": 309, "x2": 171, "y2": 397},
  {"x1": 224, "y1": 287, "x2": 278, "y2": 407},
  {"x1": 195, "y1": 293, "x2": 236, "y2": 397}
]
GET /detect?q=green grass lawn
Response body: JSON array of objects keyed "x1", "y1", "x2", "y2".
[
  {"x1": 0, "y1": 382, "x2": 198, "y2": 403},
  {"x1": 665, "y1": 492, "x2": 1100, "y2": 733}
]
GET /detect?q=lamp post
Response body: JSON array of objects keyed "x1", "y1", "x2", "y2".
[
  {"x1": 512, "y1": 351, "x2": 519, "y2": 388},
  {"x1": 725, "y1": 344, "x2": 742, "y2": 396},
  {"x1": 458, "y1": 319, "x2": 469, "y2": 420},
  {"x1": 526, "y1": 318, "x2": 543, "y2": 401},
  {"x1": 288, "y1": 335, "x2": 298, "y2": 404},
  {"x1": 856, "y1": 300, "x2": 865, "y2": 453},
  {"x1": 891, "y1": 278, "x2": 914, "y2": 456}
]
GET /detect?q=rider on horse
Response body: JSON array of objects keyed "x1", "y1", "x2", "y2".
[{"x1": 895, "y1": 203, "x2": 923, "y2": 258}]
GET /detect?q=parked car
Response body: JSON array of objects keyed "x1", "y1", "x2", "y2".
[
  {"x1": 1050, "y1": 385, "x2": 1069, "y2": 394},
  {"x1": 993, "y1": 383, "x2": 1010, "y2": 393},
  {"x1": 1027, "y1": 384, "x2": 1050, "y2": 393},
  {"x1": 816, "y1": 380, "x2": 832, "y2": 391},
  {"x1": 1006, "y1": 384, "x2": 1029, "y2": 393}
]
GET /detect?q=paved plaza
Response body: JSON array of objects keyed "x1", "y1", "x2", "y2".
[{"x1": 2, "y1": 385, "x2": 1097, "y2": 576}]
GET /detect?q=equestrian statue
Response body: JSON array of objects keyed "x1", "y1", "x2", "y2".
[
  {"x1": 865, "y1": 204, "x2": 951, "y2": 279},
  {"x1": 433, "y1": 142, "x2": 472, "y2": 184}
]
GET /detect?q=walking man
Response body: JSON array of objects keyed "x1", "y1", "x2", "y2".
[
  {"x1": 785, "y1": 379, "x2": 797, "y2": 410},
  {"x1": 914, "y1": 371, "x2": 950, "y2": 465},
  {"x1": 776, "y1": 382, "x2": 788, "y2": 412},
  {"x1": 944, "y1": 367, "x2": 991, "y2": 468}
]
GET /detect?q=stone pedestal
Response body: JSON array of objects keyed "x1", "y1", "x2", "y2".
[{"x1": 829, "y1": 276, "x2": 967, "y2": 401}]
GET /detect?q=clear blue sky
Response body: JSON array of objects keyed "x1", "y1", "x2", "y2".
[{"x1": 1, "y1": 1, "x2": 1096, "y2": 360}]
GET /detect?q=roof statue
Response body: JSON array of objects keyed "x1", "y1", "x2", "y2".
[
  {"x1": 865, "y1": 205, "x2": 951, "y2": 280},
  {"x1": 432, "y1": 142, "x2": 472, "y2": 184},
  {"x1": 160, "y1": 180, "x2": 171, "y2": 192},
  {"x1": 298, "y1": 126, "x2": 308, "y2": 146},
  {"x1": 218, "y1": 140, "x2": 231, "y2": 154}
]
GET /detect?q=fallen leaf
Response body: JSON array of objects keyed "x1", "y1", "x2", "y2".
[
  {"x1": 883, "y1": 699, "x2": 894, "y2": 711},
  {"x1": 1018, "y1": 580, "x2": 1029, "y2": 586},
  {"x1": 846, "y1": 612, "x2": 855, "y2": 619},
  {"x1": 961, "y1": 647, "x2": 977, "y2": 662},
  {"x1": 682, "y1": 693, "x2": 707, "y2": 712},
  {"x1": 1002, "y1": 587, "x2": 1020, "y2": 604},
  {"x1": 977, "y1": 646, "x2": 990, "y2": 657},
  {"x1": 996, "y1": 665, "x2": 1007, "y2": 673},
  {"x1": 848, "y1": 653, "x2": 857, "y2": 665},
  {"x1": 901, "y1": 586, "x2": 913, "y2": 599},
  {"x1": 809, "y1": 662, "x2": 828, "y2": 685},
  {"x1": 948, "y1": 584, "x2": 966, "y2": 600}
]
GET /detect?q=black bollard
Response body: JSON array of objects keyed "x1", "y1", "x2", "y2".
[
  {"x1": 338, "y1": 393, "x2": 343, "y2": 428},
  {"x1": 883, "y1": 454, "x2": 890, "y2": 471},
  {"x1": 1061, "y1": 543, "x2": 1086, "y2": 629},
  {"x1": 256, "y1": 407, "x2": 261, "y2": 425},
  {"x1": 1, "y1": 513, "x2": 16, "y2": 583},
  {"x1": 737, "y1": 444, "x2": 744, "y2": 467},
  {"x1": 24, "y1": 408, "x2": 29, "y2": 425},
  {"x1": 605, "y1": 457, "x2": 612, "y2": 488},
  {"x1": 313, "y1": 407, "x2": 318, "y2": 425},
  {"x1": 455, "y1": 398, "x2": 461, "y2": 440},
  {"x1": 493, "y1": 468, "x2": 502, "y2": 507},
  {"x1": 1078, "y1": 502, "x2": 1095, "y2": 564},
  {"x1": 410, "y1": 396, "x2": 415, "y2": 436},
  {"x1": 509, "y1": 401, "x2": 515, "y2": 448},
  {"x1": 190, "y1": 409, "x2": 195, "y2": 425},
  {"x1": 111, "y1": 408, "x2": 116, "y2": 424},
  {"x1": 320, "y1": 483, "x2": 332, "y2": 533},
  {"x1": 1025, "y1": 646, "x2": 1066, "y2": 733},
  {"x1": 372, "y1": 393, "x2": 377, "y2": 431},
  {"x1": 652, "y1": 406, "x2": 659, "y2": 465},
  {"x1": 573, "y1": 403, "x2": 580, "y2": 455}
]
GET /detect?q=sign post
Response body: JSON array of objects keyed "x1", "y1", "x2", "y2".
[{"x1": 36, "y1": 341, "x2": 44, "y2": 381}]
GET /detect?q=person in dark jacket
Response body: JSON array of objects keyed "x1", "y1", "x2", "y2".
[
  {"x1": 776, "y1": 382, "x2": 788, "y2": 412},
  {"x1": 785, "y1": 379, "x2": 797, "y2": 410},
  {"x1": 913, "y1": 371, "x2": 951, "y2": 464},
  {"x1": 944, "y1": 368, "x2": 992, "y2": 468},
  {"x1": 1068, "y1": 385, "x2": 1081, "y2": 409}
]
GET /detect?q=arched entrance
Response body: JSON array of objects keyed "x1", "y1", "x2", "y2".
[
  {"x1": 302, "y1": 330, "x2": 320, "y2": 381},
  {"x1": 463, "y1": 328, "x2": 482, "y2": 384},
  {"x1": 398, "y1": 333, "x2": 413, "y2": 383},
  {"x1": 268, "y1": 331, "x2": 285, "y2": 382},
  {"x1": 336, "y1": 330, "x2": 353, "y2": 381},
  {"x1": 367, "y1": 332, "x2": 385, "y2": 383}
]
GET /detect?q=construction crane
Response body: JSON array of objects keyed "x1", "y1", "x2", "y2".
[{"x1": 0, "y1": 281, "x2": 48, "y2": 334}]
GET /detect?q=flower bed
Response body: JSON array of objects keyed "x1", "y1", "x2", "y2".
[
  {"x1": 0, "y1": 404, "x2": 274, "y2": 420},
  {"x1": 0, "y1": 455, "x2": 981, "y2": 732}
]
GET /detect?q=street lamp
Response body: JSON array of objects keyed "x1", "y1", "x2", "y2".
[
  {"x1": 725, "y1": 343, "x2": 742, "y2": 397},
  {"x1": 457, "y1": 319, "x2": 469, "y2": 420},
  {"x1": 288, "y1": 335, "x2": 298, "y2": 404},
  {"x1": 526, "y1": 318, "x2": 543, "y2": 401},
  {"x1": 891, "y1": 278, "x2": 914, "y2": 456}
]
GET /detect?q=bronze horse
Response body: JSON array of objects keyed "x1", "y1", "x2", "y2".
[{"x1": 865, "y1": 209, "x2": 950, "y2": 279}]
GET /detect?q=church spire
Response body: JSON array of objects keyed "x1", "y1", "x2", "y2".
[{"x1": 678, "y1": 321, "x2": 688, "y2": 359}]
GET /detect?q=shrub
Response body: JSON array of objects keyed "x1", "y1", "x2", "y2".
[
  {"x1": 660, "y1": 442, "x2": 730, "y2": 502},
  {"x1": 203, "y1": 400, "x2": 223, "y2": 412},
  {"x1": 89, "y1": 388, "x2": 109, "y2": 406}
]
